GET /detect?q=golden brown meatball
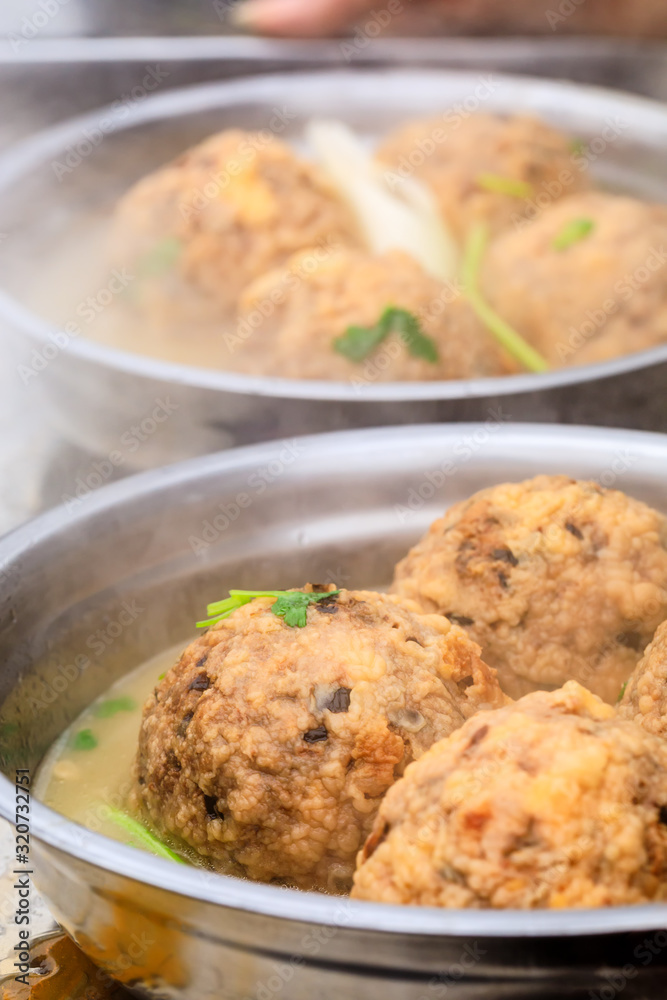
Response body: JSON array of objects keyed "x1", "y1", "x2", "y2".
[
  {"x1": 227, "y1": 247, "x2": 516, "y2": 380},
  {"x1": 376, "y1": 113, "x2": 589, "y2": 243},
  {"x1": 110, "y1": 129, "x2": 360, "y2": 328},
  {"x1": 482, "y1": 191, "x2": 667, "y2": 367},
  {"x1": 352, "y1": 682, "x2": 667, "y2": 909},
  {"x1": 619, "y1": 620, "x2": 667, "y2": 738},
  {"x1": 392, "y1": 476, "x2": 667, "y2": 703},
  {"x1": 133, "y1": 587, "x2": 505, "y2": 890}
]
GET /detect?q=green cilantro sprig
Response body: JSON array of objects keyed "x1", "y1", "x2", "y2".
[
  {"x1": 462, "y1": 224, "x2": 549, "y2": 374},
  {"x1": 334, "y1": 306, "x2": 439, "y2": 364},
  {"x1": 475, "y1": 173, "x2": 534, "y2": 199},
  {"x1": 94, "y1": 696, "x2": 136, "y2": 719},
  {"x1": 197, "y1": 589, "x2": 340, "y2": 629},
  {"x1": 106, "y1": 807, "x2": 186, "y2": 864},
  {"x1": 72, "y1": 728, "x2": 98, "y2": 751},
  {"x1": 552, "y1": 218, "x2": 595, "y2": 252},
  {"x1": 271, "y1": 592, "x2": 338, "y2": 627},
  {"x1": 335, "y1": 323, "x2": 386, "y2": 362}
]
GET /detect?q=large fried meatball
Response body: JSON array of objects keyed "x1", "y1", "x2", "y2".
[
  {"x1": 376, "y1": 113, "x2": 588, "y2": 243},
  {"x1": 227, "y1": 247, "x2": 516, "y2": 380},
  {"x1": 352, "y1": 682, "x2": 667, "y2": 908},
  {"x1": 619, "y1": 620, "x2": 667, "y2": 739},
  {"x1": 392, "y1": 476, "x2": 667, "y2": 703},
  {"x1": 482, "y1": 191, "x2": 667, "y2": 367},
  {"x1": 110, "y1": 129, "x2": 359, "y2": 327},
  {"x1": 133, "y1": 587, "x2": 505, "y2": 890}
]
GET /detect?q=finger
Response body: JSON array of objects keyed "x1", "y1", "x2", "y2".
[{"x1": 233, "y1": 0, "x2": 371, "y2": 36}]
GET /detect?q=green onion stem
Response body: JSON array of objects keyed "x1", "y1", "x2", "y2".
[
  {"x1": 475, "y1": 173, "x2": 534, "y2": 199},
  {"x1": 462, "y1": 225, "x2": 550, "y2": 374},
  {"x1": 106, "y1": 807, "x2": 186, "y2": 864}
]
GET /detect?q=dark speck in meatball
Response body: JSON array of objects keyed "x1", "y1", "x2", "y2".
[
  {"x1": 466, "y1": 724, "x2": 489, "y2": 751},
  {"x1": 315, "y1": 599, "x2": 339, "y2": 615},
  {"x1": 325, "y1": 688, "x2": 351, "y2": 714},
  {"x1": 617, "y1": 631, "x2": 644, "y2": 653},
  {"x1": 304, "y1": 725, "x2": 328, "y2": 744},
  {"x1": 492, "y1": 547, "x2": 518, "y2": 567},
  {"x1": 177, "y1": 712, "x2": 194, "y2": 737},
  {"x1": 188, "y1": 673, "x2": 211, "y2": 692},
  {"x1": 204, "y1": 794, "x2": 223, "y2": 821},
  {"x1": 447, "y1": 613, "x2": 475, "y2": 627}
]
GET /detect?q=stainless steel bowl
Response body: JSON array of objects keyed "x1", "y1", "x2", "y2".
[
  {"x1": 1, "y1": 70, "x2": 667, "y2": 470},
  {"x1": 2, "y1": 423, "x2": 667, "y2": 999}
]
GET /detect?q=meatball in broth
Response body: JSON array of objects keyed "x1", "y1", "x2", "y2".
[
  {"x1": 377, "y1": 113, "x2": 589, "y2": 242},
  {"x1": 133, "y1": 587, "x2": 505, "y2": 890},
  {"x1": 392, "y1": 476, "x2": 667, "y2": 702},
  {"x1": 352, "y1": 682, "x2": 667, "y2": 909},
  {"x1": 619, "y1": 619, "x2": 667, "y2": 740},
  {"x1": 111, "y1": 129, "x2": 360, "y2": 327}
]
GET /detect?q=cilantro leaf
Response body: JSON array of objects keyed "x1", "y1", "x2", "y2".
[
  {"x1": 385, "y1": 308, "x2": 439, "y2": 362},
  {"x1": 94, "y1": 696, "x2": 136, "y2": 719},
  {"x1": 198, "y1": 589, "x2": 341, "y2": 629},
  {"x1": 333, "y1": 307, "x2": 438, "y2": 364},
  {"x1": 270, "y1": 591, "x2": 339, "y2": 627},
  {"x1": 616, "y1": 681, "x2": 628, "y2": 705},
  {"x1": 271, "y1": 592, "x2": 313, "y2": 627},
  {"x1": 333, "y1": 322, "x2": 388, "y2": 362},
  {"x1": 72, "y1": 728, "x2": 98, "y2": 751},
  {"x1": 552, "y1": 218, "x2": 594, "y2": 252}
]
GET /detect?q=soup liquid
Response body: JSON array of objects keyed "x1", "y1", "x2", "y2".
[{"x1": 35, "y1": 644, "x2": 208, "y2": 867}]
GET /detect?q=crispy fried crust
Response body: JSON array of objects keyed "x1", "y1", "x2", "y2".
[
  {"x1": 133, "y1": 588, "x2": 505, "y2": 889},
  {"x1": 111, "y1": 129, "x2": 360, "y2": 325},
  {"x1": 377, "y1": 113, "x2": 588, "y2": 242},
  {"x1": 231, "y1": 248, "x2": 517, "y2": 380},
  {"x1": 392, "y1": 476, "x2": 667, "y2": 702},
  {"x1": 619, "y1": 619, "x2": 667, "y2": 738},
  {"x1": 352, "y1": 682, "x2": 667, "y2": 908},
  {"x1": 482, "y1": 192, "x2": 667, "y2": 366}
]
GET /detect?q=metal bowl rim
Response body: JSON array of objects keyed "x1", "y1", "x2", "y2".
[
  {"x1": 1, "y1": 68, "x2": 667, "y2": 402},
  {"x1": 4, "y1": 421, "x2": 667, "y2": 938}
]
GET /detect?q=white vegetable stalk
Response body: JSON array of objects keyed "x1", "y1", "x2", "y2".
[{"x1": 306, "y1": 120, "x2": 458, "y2": 282}]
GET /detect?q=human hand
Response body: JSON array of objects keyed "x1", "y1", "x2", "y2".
[
  {"x1": 231, "y1": 0, "x2": 667, "y2": 39},
  {"x1": 233, "y1": 0, "x2": 409, "y2": 37}
]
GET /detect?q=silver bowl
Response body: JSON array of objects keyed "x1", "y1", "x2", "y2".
[
  {"x1": 1, "y1": 423, "x2": 667, "y2": 999},
  {"x1": 1, "y1": 70, "x2": 667, "y2": 469}
]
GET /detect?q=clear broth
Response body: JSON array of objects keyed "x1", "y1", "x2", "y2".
[{"x1": 35, "y1": 643, "x2": 211, "y2": 868}]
